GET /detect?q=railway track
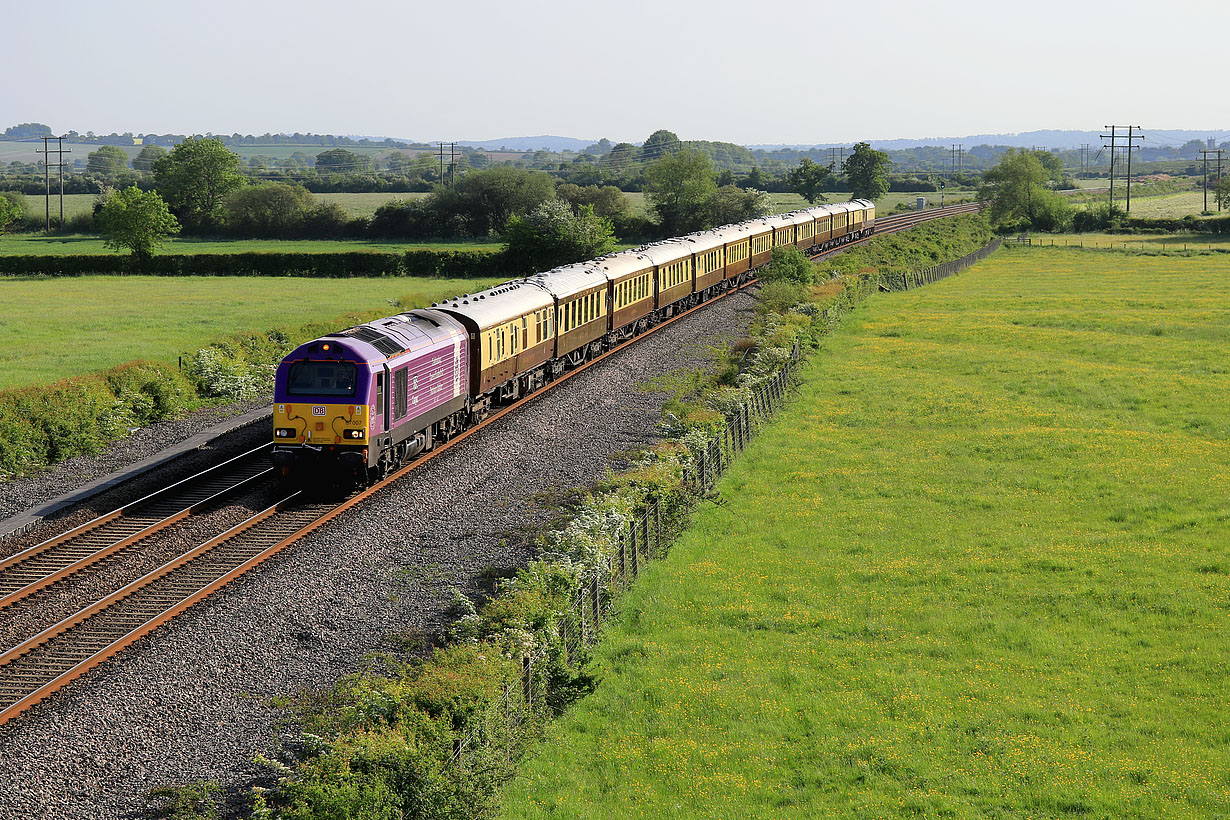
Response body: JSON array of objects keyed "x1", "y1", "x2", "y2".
[
  {"x1": 0, "y1": 202, "x2": 982, "y2": 726},
  {"x1": 0, "y1": 445, "x2": 273, "y2": 613}
]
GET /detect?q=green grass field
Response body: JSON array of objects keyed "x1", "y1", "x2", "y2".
[
  {"x1": 312, "y1": 191, "x2": 430, "y2": 216},
  {"x1": 0, "y1": 233, "x2": 501, "y2": 256},
  {"x1": 498, "y1": 249, "x2": 1230, "y2": 819},
  {"x1": 0, "y1": 275, "x2": 503, "y2": 389}
]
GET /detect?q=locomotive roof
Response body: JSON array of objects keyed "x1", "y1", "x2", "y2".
[
  {"x1": 431, "y1": 280, "x2": 553, "y2": 330},
  {"x1": 304, "y1": 309, "x2": 466, "y2": 363},
  {"x1": 525, "y1": 261, "x2": 608, "y2": 300}
]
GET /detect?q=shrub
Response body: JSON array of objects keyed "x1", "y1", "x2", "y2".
[{"x1": 761, "y1": 245, "x2": 816, "y2": 285}]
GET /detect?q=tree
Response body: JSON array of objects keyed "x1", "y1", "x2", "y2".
[
  {"x1": 1032, "y1": 150, "x2": 1064, "y2": 183},
  {"x1": 0, "y1": 192, "x2": 25, "y2": 234},
  {"x1": 641, "y1": 129, "x2": 681, "y2": 159},
  {"x1": 1180, "y1": 139, "x2": 1206, "y2": 160},
  {"x1": 96, "y1": 187, "x2": 180, "y2": 259},
  {"x1": 785, "y1": 158, "x2": 831, "y2": 204},
  {"x1": 979, "y1": 149, "x2": 1071, "y2": 232},
  {"x1": 762, "y1": 245, "x2": 816, "y2": 285},
  {"x1": 1215, "y1": 176, "x2": 1230, "y2": 212},
  {"x1": 502, "y1": 200, "x2": 615, "y2": 271},
  {"x1": 843, "y1": 142, "x2": 891, "y2": 201},
  {"x1": 430, "y1": 165, "x2": 555, "y2": 236},
  {"x1": 131, "y1": 144, "x2": 167, "y2": 172},
  {"x1": 643, "y1": 150, "x2": 718, "y2": 235},
  {"x1": 707, "y1": 185, "x2": 769, "y2": 225},
  {"x1": 152, "y1": 137, "x2": 245, "y2": 231},
  {"x1": 225, "y1": 183, "x2": 315, "y2": 238},
  {"x1": 3, "y1": 123, "x2": 52, "y2": 139},
  {"x1": 315, "y1": 148, "x2": 371, "y2": 174},
  {"x1": 86, "y1": 145, "x2": 130, "y2": 177},
  {"x1": 555, "y1": 184, "x2": 630, "y2": 219}
]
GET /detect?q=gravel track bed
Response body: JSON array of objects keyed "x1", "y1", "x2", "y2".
[
  {"x1": 0, "y1": 488, "x2": 279, "y2": 650},
  {"x1": 0, "y1": 402, "x2": 270, "y2": 558},
  {"x1": 0, "y1": 290, "x2": 757, "y2": 820}
]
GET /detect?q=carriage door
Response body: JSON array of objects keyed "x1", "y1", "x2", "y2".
[{"x1": 377, "y1": 367, "x2": 390, "y2": 433}]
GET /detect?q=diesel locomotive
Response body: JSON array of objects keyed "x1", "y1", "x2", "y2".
[{"x1": 271, "y1": 199, "x2": 875, "y2": 486}]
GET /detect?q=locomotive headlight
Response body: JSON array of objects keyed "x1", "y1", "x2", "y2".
[
  {"x1": 346, "y1": 429, "x2": 365, "y2": 440},
  {"x1": 275, "y1": 427, "x2": 296, "y2": 438}
]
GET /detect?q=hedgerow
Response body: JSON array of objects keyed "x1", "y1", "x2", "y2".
[{"x1": 0, "y1": 249, "x2": 508, "y2": 279}]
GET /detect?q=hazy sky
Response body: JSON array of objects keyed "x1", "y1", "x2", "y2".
[{"x1": 5, "y1": 0, "x2": 1224, "y2": 145}]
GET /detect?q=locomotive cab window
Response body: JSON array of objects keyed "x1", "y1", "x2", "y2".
[{"x1": 287, "y1": 361, "x2": 358, "y2": 397}]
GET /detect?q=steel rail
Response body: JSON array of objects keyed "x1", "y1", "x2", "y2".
[
  {"x1": 0, "y1": 445, "x2": 274, "y2": 612},
  {"x1": 0, "y1": 202, "x2": 979, "y2": 726}
]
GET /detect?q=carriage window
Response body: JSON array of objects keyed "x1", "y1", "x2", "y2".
[{"x1": 287, "y1": 361, "x2": 358, "y2": 397}]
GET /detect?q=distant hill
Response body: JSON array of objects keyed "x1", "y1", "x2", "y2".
[
  {"x1": 452, "y1": 135, "x2": 596, "y2": 152},
  {"x1": 749, "y1": 129, "x2": 1227, "y2": 152}
]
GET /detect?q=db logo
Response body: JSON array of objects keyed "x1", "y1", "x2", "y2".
[{"x1": 312, "y1": 406, "x2": 327, "y2": 416}]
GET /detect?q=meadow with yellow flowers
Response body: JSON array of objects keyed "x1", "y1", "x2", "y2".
[{"x1": 498, "y1": 247, "x2": 1230, "y2": 819}]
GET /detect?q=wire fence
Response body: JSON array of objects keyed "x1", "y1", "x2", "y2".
[
  {"x1": 880, "y1": 237, "x2": 1003, "y2": 292},
  {"x1": 1009, "y1": 235, "x2": 1227, "y2": 253}
]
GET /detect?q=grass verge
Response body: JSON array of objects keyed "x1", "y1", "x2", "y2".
[{"x1": 495, "y1": 247, "x2": 1230, "y2": 818}]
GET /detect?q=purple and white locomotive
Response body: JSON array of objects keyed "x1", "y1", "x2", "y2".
[{"x1": 271, "y1": 310, "x2": 469, "y2": 485}]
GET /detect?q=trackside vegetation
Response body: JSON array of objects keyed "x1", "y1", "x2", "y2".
[
  {"x1": 496, "y1": 247, "x2": 1230, "y2": 819},
  {"x1": 149, "y1": 216, "x2": 1000, "y2": 819}
]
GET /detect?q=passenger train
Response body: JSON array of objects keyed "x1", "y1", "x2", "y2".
[{"x1": 271, "y1": 199, "x2": 875, "y2": 486}]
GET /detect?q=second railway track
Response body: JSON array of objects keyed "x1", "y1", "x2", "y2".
[{"x1": 0, "y1": 202, "x2": 983, "y2": 727}]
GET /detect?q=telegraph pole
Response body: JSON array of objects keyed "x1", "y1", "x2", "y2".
[
  {"x1": 1124, "y1": 126, "x2": 1141, "y2": 215},
  {"x1": 448, "y1": 142, "x2": 457, "y2": 187},
  {"x1": 438, "y1": 142, "x2": 445, "y2": 184},
  {"x1": 56, "y1": 136, "x2": 69, "y2": 229},
  {"x1": 40, "y1": 136, "x2": 50, "y2": 231},
  {"x1": 35, "y1": 137, "x2": 70, "y2": 232},
  {"x1": 1200, "y1": 149, "x2": 1225, "y2": 213},
  {"x1": 1101, "y1": 126, "x2": 1117, "y2": 210}
]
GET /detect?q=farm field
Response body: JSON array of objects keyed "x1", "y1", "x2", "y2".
[
  {"x1": 1067, "y1": 188, "x2": 1221, "y2": 220},
  {"x1": 312, "y1": 191, "x2": 429, "y2": 216},
  {"x1": 0, "y1": 234, "x2": 501, "y2": 256},
  {"x1": 0, "y1": 275, "x2": 504, "y2": 389},
  {"x1": 499, "y1": 249, "x2": 1230, "y2": 819}
]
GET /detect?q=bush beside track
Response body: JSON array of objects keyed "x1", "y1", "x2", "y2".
[{"x1": 150, "y1": 215, "x2": 999, "y2": 820}]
